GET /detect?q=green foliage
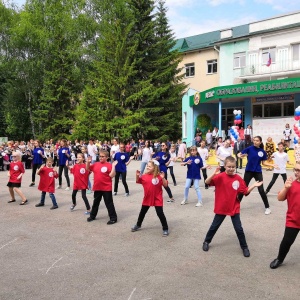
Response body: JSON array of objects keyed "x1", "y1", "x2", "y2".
[{"x1": 196, "y1": 114, "x2": 212, "y2": 137}]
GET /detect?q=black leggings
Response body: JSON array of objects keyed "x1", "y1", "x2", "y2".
[
  {"x1": 72, "y1": 189, "x2": 90, "y2": 210},
  {"x1": 114, "y1": 171, "x2": 129, "y2": 193},
  {"x1": 238, "y1": 171, "x2": 269, "y2": 208},
  {"x1": 277, "y1": 227, "x2": 299, "y2": 262},
  {"x1": 266, "y1": 173, "x2": 287, "y2": 193},
  {"x1": 163, "y1": 172, "x2": 173, "y2": 199},
  {"x1": 201, "y1": 168, "x2": 208, "y2": 187},
  {"x1": 167, "y1": 166, "x2": 176, "y2": 185},
  {"x1": 58, "y1": 165, "x2": 70, "y2": 187},
  {"x1": 32, "y1": 163, "x2": 42, "y2": 183},
  {"x1": 137, "y1": 205, "x2": 168, "y2": 230}
]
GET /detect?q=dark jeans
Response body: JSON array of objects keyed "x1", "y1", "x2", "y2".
[
  {"x1": 72, "y1": 189, "x2": 90, "y2": 210},
  {"x1": 32, "y1": 163, "x2": 42, "y2": 183},
  {"x1": 167, "y1": 166, "x2": 176, "y2": 185},
  {"x1": 277, "y1": 227, "x2": 299, "y2": 262},
  {"x1": 201, "y1": 168, "x2": 208, "y2": 188},
  {"x1": 40, "y1": 191, "x2": 57, "y2": 206},
  {"x1": 238, "y1": 171, "x2": 269, "y2": 208},
  {"x1": 114, "y1": 171, "x2": 129, "y2": 193},
  {"x1": 58, "y1": 165, "x2": 70, "y2": 187},
  {"x1": 137, "y1": 205, "x2": 168, "y2": 230},
  {"x1": 90, "y1": 191, "x2": 117, "y2": 221},
  {"x1": 266, "y1": 173, "x2": 287, "y2": 193},
  {"x1": 163, "y1": 172, "x2": 173, "y2": 198},
  {"x1": 204, "y1": 214, "x2": 248, "y2": 249}
]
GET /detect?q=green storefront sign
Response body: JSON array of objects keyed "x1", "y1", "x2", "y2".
[{"x1": 190, "y1": 77, "x2": 300, "y2": 106}]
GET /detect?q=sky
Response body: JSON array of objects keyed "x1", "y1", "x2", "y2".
[{"x1": 11, "y1": 0, "x2": 300, "y2": 38}]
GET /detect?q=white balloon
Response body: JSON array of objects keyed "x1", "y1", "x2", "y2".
[
  {"x1": 233, "y1": 110, "x2": 237, "y2": 114},
  {"x1": 295, "y1": 106, "x2": 300, "y2": 112},
  {"x1": 238, "y1": 110, "x2": 241, "y2": 114}
]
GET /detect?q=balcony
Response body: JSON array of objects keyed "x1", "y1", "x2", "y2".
[{"x1": 237, "y1": 60, "x2": 300, "y2": 80}]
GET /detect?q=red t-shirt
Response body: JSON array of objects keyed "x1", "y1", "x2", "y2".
[
  {"x1": 9, "y1": 161, "x2": 25, "y2": 183},
  {"x1": 38, "y1": 167, "x2": 58, "y2": 193},
  {"x1": 70, "y1": 164, "x2": 89, "y2": 190},
  {"x1": 90, "y1": 162, "x2": 112, "y2": 191},
  {"x1": 210, "y1": 172, "x2": 248, "y2": 216},
  {"x1": 285, "y1": 180, "x2": 300, "y2": 228},
  {"x1": 137, "y1": 174, "x2": 165, "y2": 206}
]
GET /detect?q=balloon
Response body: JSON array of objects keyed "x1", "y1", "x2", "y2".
[
  {"x1": 295, "y1": 106, "x2": 300, "y2": 112},
  {"x1": 294, "y1": 137, "x2": 298, "y2": 144},
  {"x1": 237, "y1": 110, "x2": 241, "y2": 114},
  {"x1": 235, "y1": 115, "x2": 241, "y2": 120},
  {"x1": 234, "y1": 120, "x2": 238, "y2": 124},
  {"x1": 296, "y1": 111, "x2": 300, "y2": 116},
  {"x1": 233, "y1": 110, "x2": 237, "y2": 114}
]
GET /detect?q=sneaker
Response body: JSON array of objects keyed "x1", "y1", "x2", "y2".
[
  {"x1": 270, "y1": 258, "x2": 283, "y2": 269},
  {"x1": 84, "y1": 211, "x2": 90, "y2": 215},
  {"x1": 195, "y1": 202, "x2": 203, "y2": 207},
  {"x1": 107, "y1": 220, "x2": 117, "y2": 225},
  {"x1": 131, "y1": 225, "x2": 141, "y2": 232},
  {"x1": 87, "y1": 189, "x2": 92, "y2": 194},
  {"x1": 167, "y1": 199, "x2": 171, "y2": 203},
  {"x1": 243, "y1": 248, "x2": 250, "y2": 257},
  {"x1": 181, "y1": 199, "x2": 188, "y2": 205},
  {"x1": 265, "y1": 208, "x2": 271, "y2": 215},
  {"x1": 202, "y1": 242, "x2": 209, "y2": 251},
  {"x1": 125, "y1": 193, "x2": 129, "y2": 197},
  {"x1": 113, "y1": 192, "x2": 117, "y2": 196},
  {"x1": 29, "y1": 183, "x2": 35, "y2": 187},
  {"x1": 56, "y1": 185, "x2": 62, "y2": 189},
  {"x1": 50, "y1": 205, "x2": 58, "y2": 210},
  {"x1": 162, "y1": 230, "x2": 169, "y2": 237},
  {"x1": 87, "y1": 217, "x2": 95, "y2": 222},
  {"x1": 170, "y1": 198, "x2": 175, "y2": 203},
  {"x1": 65, "y1": 187, "x2": 70, "y2": 191},
  {"x1": 35, "y1": 203, "x2": 44, "y2": 207},
  {"x1": 70, "y1": 205, "x2": 76, "y2": 211}
]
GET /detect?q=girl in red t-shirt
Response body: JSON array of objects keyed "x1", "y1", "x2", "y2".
[
  {"x1": 131, "y1": 160, "x2": 169, "y2": 236},
  {"x1": 68, "y1": 153, "x2": 91, "y2": 214},
  {"x1": 7, "y1": 152, "x2": 28, "y2": 205},
  {"x1": 270, "y1": 163, "x2": 300, "y2": 269}
]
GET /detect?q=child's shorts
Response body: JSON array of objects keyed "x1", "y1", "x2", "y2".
[{"x1": 7, "y1": 182, "x2": 21, "y2": 188}]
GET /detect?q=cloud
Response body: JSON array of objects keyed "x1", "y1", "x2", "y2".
[
  {"x1": 207, "y1": 0, "x2": 246, "y2": 6},
  {"x1": 254, "y1": 0, "x2": 300, "y2": 12}
]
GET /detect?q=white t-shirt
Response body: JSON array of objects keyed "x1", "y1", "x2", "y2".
[
  {"x1": 197, "y1": 147, "x2": 209, "y2": 167},
  {"x1": 141, "y1": 147, "x2": 153, "y2": 163},
  {"x1": 216, "y1": 146, "x2": 232, "y2": 166},
  {"x1": 273, "y1": 152, "x2": 289, "y2": 174},
  {"x1": 168, "y1": 152, "x2": 176, "y2": 167},
  {"x1": 110, "y1": 144, "x2": 120, "y2": 158},
  {"x1": 87, "y1": 144, "x2": 98, "y2": 161},
  {"x1": 206, "y1": 133, "x2": 212, "y2": 144}
]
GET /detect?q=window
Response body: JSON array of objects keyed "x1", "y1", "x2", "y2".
[
  {"x1": 262, "y1": 47, "x2": 276, "y2": 65},
  {"x1": 207, "y1": 60, "x2": 217, "y2": 74},
  {"x1": 185, "y1": 63, "x2": 195, "y2": 77},
  {"x1": 253, "y1": 105, "x2": 262, "y2": 118},
  {"x1": 283, "y1": 102, "x2": 294, "y2": 116},
  {"x1": 264, "y1": 103, "x2": 281, "y2": 117},
  {"x1": 234, "y1": 52, "x2": 246, "y2": 68},
  {"x1": 253, "y1": 101, "x2": 294, "y2": 118},
  {"x1": 292, "y1": 44, "x2": 300, "y2": 61}
]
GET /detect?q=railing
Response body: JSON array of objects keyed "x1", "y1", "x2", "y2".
[{"x1": 237, "y1": 60, "x2": 300, "y2": 77}]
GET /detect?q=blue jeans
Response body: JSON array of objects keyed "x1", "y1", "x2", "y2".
[
  {"x1": 184, "y1": 178, "x2": 202, "y2": 202},
  {"x1": 140, "y1": 162, "x2": 147, "y2": 174},
  {"x1": 204, "y1": 214, "x2": 248, "y2": 249},
  {"x1": 40, "y1": 191, "x2": 57, "y2": 206}
]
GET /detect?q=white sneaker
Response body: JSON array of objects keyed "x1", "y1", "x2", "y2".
[
  {"x1": 113, "y1": 192, "x2": 117, "y2": 196},
  {"x1": 195, "y1": 202, "x2": 203, "y2": 207},
  {"x1": 265, "y1": 208, "x2": 271, "y2": 215},
  {"x1": 56, "y1": 185, "x2": 62, "y2": 189},
  {"x1": 125, "y1": 193, "x2": 129, "y2": 197},
  {"x1": 65, "y1": 187, "x2": 70, "y2": 191},
  {"x1": 181, "y1": 199, "x2": 188, "y2": 205}
]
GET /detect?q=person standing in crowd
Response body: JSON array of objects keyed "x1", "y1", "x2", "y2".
[
  {"x1": 238, "y1": 136, "x2": 276, "y2": 215},
  {"x1": 167, "y1": 144, "x2": 177, "y2": 186},
  {"x1": 216, "y1": 139, "x2": 232, "y2": 173},
  {"x1": 294, "y1": 138, "x2": 300, "y2": 163},
  {"x1": 131, "y1": 160, "x2": 169, "y2": 236},
  {"x1": 140, "y1": 140, "x2": 153, "y2": 174},
  {"x1": 283, "y1": 124, "x2": 292, "y2": 148},
  {"x1": 35, "y1": 158, "x2": 59, "y2": 209},
  {"x1": 202, "y1": 156, "x2": 263, "y2": 257},
  {"x1": 265, "y1": 137, "x2": 276, "y2": 171},
  {"x1": 233, "y1": 137, "x2": 245, "y2": 169},
  {"x1": 177, "y1": 140, "x2": 187, "y2": 162},
  {"x1": 181, "y1": 146, "x2": 204, "y2": 207},
  {"x1": 205, "y1": 129, "x2": 213, "y2": 148},
  {"x1": 113, "y1": 143, "x2": 134, "y2": 197},
  {"x1": 265, "y1": 142, "x2": 291, "y2": 194},
  {"x1": 57, "y1": 139, "x2": 71, "y2": 190},
  {"x1": 244, "y1": 125, "x2": 252, "y2": 143},
  {"x1": 270, "y1": 165, "x2": 300, "y2": 269},
  {"x1": 212, "y1": 127, "x2": 219, "y2": 146},
  {"x1": 86, "y1": 151, "x2": 118, "y2": 224},
  {"x1": 29, "y1": 140, "x2": 45, "y2": 187},
  {"x1": 110, "y1": 138, "x2": 120, "y2": 160},
  {"x1": 7, "y1": 151, "x2": 28, "y2": 205},
  {"x1": 87, "y1": 138, "x2": 98, "y2": 163},
  {"x1": 68, "y1": 153, "x2": 91, "y2": 215},
  {"x1": 239, "y1": 126, "x2": 245, "y2": 141},
  {"x1": 152, "y1": 142, "x2": 175, "y2": 203},
  {"x1": 197, "y1": 140, "x2": 210, "y2": 189}
]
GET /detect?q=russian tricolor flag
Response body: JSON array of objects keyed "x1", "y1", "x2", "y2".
[{"x1": 266, "y1": 52, "x2": 272, "y2": 67}]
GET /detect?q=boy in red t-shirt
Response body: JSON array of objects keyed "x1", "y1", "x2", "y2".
[
  {"x1": 35, "y1": 158, "x2": 59, "y2": 209},
  {"x1": 7, "y1": 151, "x2": 28, "y2": 205},
  {"x1": 203, "y1": 156, "x2": 262, "y2": 257},
  {"x1": 86, "y1": 150, "x2": 118, "y2": 224}
]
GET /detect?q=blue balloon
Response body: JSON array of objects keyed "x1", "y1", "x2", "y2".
[
  {"x1": 294, "y1": 137, "x2": 298, "y2": 144},
  {"x1": 235, "y1": 115, "x2": 241, "y2": 120},
  {"x1": 296, "y1": 111, "x2": 300, "y2": 116}
]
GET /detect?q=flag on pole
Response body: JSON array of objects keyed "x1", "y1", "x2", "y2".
[{"x1": 266, "y1": 52, "x2": 272, "y2": 67}]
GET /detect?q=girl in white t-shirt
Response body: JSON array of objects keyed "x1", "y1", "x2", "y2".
[
  {"x1": 167, "y1": 145, "x2": 177, "y2": 186},
  {"x1": 283, "y1": 124, "x2": 292, "y2": 148},
  {"x1": 140, "y1": 141, "x2": 153, "y2": 174}
]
